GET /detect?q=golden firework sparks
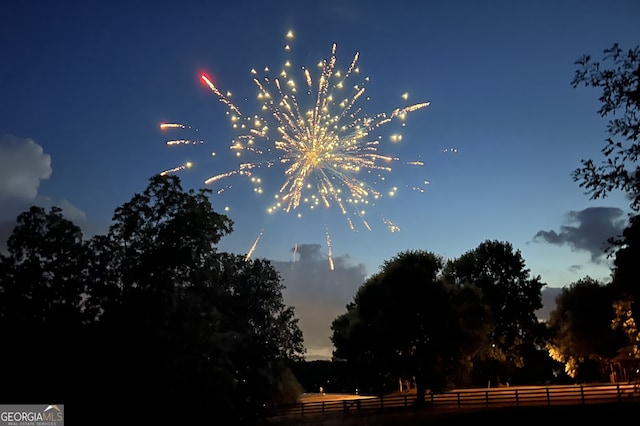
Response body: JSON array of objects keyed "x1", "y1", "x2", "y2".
[
  {"x1": 160, "y1": 162, "x2": 193, "y2": 176},
  {"x1": 164, "y1": 30, "x2": 430, "y2": 262},
  {"x1": 245, "y1": 229, "x2": 264, "y2": 261},
  {"x1": 160, "y1": 122, "x2": 188, "y2": 130},
  {"x1": 201, "y1": 31, "x2": 428, "y2": 225}
]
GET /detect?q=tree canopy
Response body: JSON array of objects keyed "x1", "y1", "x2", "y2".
[
  {"x1": 572, "y1": 43, "x2": 640, "y2": 367},
  {"x1": 443, "y1": 240, "x2": 547, "y2": 383},
  {"x1": 609, "y1": 214, "x2": 640, "y2": 358},
  {"x1": 571, "y1": 43, "x2": 640, "y2": 212},
  {"x1": 0, "y1": 174, "x2": 304, "y2": 425},
  {"x1": 546, "y1": 277, "x2": 627, "y2": 382},
  {"x1": 331, "y1": 250, "x2": 490, "y2": 402},
  {"x1": 330, "y1": 240, "x2": 553, "y2": 400}
]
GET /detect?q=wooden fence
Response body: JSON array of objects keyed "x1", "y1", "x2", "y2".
[{"x1": 267, "y1": 383, "x2": 640, "y2": 419}]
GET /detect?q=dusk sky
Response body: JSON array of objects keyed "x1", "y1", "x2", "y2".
[{"x1": 1, "y1": 0, "x2": 639, "y2": 359}]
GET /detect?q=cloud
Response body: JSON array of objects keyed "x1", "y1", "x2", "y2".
[
  {"x1": 0, "y1": 135, "x2": 88, "y2": 254},
  {"x1": 53, "y1": 198, "x2": 87, "y2": 223},
  {"x1": 0, "y1": 134, "x2": 52, "y2": 201},
  {"x1": 272, "y1": 244, "x2": 367, "y2": 360},
  {"x1": 533, "y1": 207, "x2": 627, "y2": 262},
  {"x1": 568, "y1": 264, "x2": 582, "y2": 273}
]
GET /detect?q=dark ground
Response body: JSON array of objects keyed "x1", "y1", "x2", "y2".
[{"x1": 267, "y1": 401, "x2": 637, "y2": 425}]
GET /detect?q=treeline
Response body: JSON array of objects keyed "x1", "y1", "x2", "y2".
[
  {"x1": 0, "y1": 175, "x2": 305, "y2": 425},
  {"x1": 328, "y1": 244, "x2": 550, "y2": 401},
  {"x1": 2, "y1": 173, "x2": 638, "y2": 423},
  {"x1": 303, "y1": 233, "x2": 637, "y2": 400}
]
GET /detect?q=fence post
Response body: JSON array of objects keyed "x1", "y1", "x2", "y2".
[
  {"x1": 515, "y1": 388, "x2": 519, "y2": 407},
  {"x1": 404, "y1": 395, "x2": 407, "y2": 407},
  {"x1": 617, "y1": 383, "x2": 622, "y2": 402},
  {"x1": 580, "y1": 385, "x2": 585, "y2": 405},
  {"x1": 380, "y1": 396, "x2": 384, "y2": 410},
  {"x1": 457, "y1": 392, "x2": 461, "y2": 408},
  {"x1": 485, "y1": 390, "x2": 490, "y2": 408},
  {"x1": 321, "y1": 401, "x2": 324, "y2": 413},
  {"x1": 546, "y1": 387, "x2": 551, "y2": 406}
]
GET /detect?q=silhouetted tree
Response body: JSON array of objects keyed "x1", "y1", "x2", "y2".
[
  {"x1": 0, "y1": 206, "x2": 92, "y2": 320},
  {"x1": 572, "y1": 42, "x2": 640, "y2": 368},
  {"x1": 611, "y1": 215, "x2": 640, "y2": 300},
  {"x1": 0, "y1": 175, "x2": 305, "y2": 425},
  {"x1": 571, "y1": 43, "x2": 640, "y2": 212},
  {"x1": 610, "y1": 214, "x2": 640, "y2": 356},
  {"x1": 331, "y1": 250, "x2": 490, "y2": 404},
  {"x1": 96, "y1": 175, "x2": 304, "y2": 423},
  {"x1": 546, "y1": 277, "x2": 627, "y2": 382},
  {"x1": 0, "y1": 206, "x2": 95, "y2": 403},
  {"x1": 443, "y1": 240, "x2": 547, "y2": 385}
]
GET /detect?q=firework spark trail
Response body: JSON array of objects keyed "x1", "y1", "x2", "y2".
[
  {"x1": 172, "y1": 30, "x2": 429, "y2": 263},
  {"x1": 166, "y1": 139, "x2": 204, "y2": 146},
  {"x1": 325, "y1": 225, "x2": 334, "y2": 271},
  {"x1": 159, "y1": 123, "x2": 202, "y2": 173},
  {"x1": 160, "y1": 162, "x2": 193, "y2": 176},
  {"x1": 160, "y1": 123, "x2": 188, "y2": 130},
  {"x1": 201, "y1": 75, "x2": 242, "y2": 116},
  {"x1": 382, "y1": 216, "x2": 400, "y2": 233},
  {"x1": 245, "y1": 229, "x2": 264, "y2": 261}
]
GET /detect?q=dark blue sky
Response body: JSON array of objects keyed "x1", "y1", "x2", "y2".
[{"x1": 1, "y1": 0, "x2": 638, "y2": 358}]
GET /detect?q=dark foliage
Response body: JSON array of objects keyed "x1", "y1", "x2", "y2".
[
  {"x1": 547, "y1": 277, "x2": 628, "y2": 382},
  {"x1": 443, "y1": 240, "x2": 548, "y2": 385},
  {"x1": 331, "y1": 250, "x2": 490, "y2": 403},
  {"x1": 571, "y1": 43, "x2": 640, "y2": 212},
  {"x1": 0, "y1": 175, "x2": 304, "y2": 425}
]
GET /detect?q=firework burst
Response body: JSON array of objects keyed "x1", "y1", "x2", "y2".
[{"x1": 163, "y1": 30, "x2": 430, "y2": 267}]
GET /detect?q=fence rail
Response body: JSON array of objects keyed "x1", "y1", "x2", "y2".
[{"x1": 267, "y1": 383, "x2": 640, "y2": 419}]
